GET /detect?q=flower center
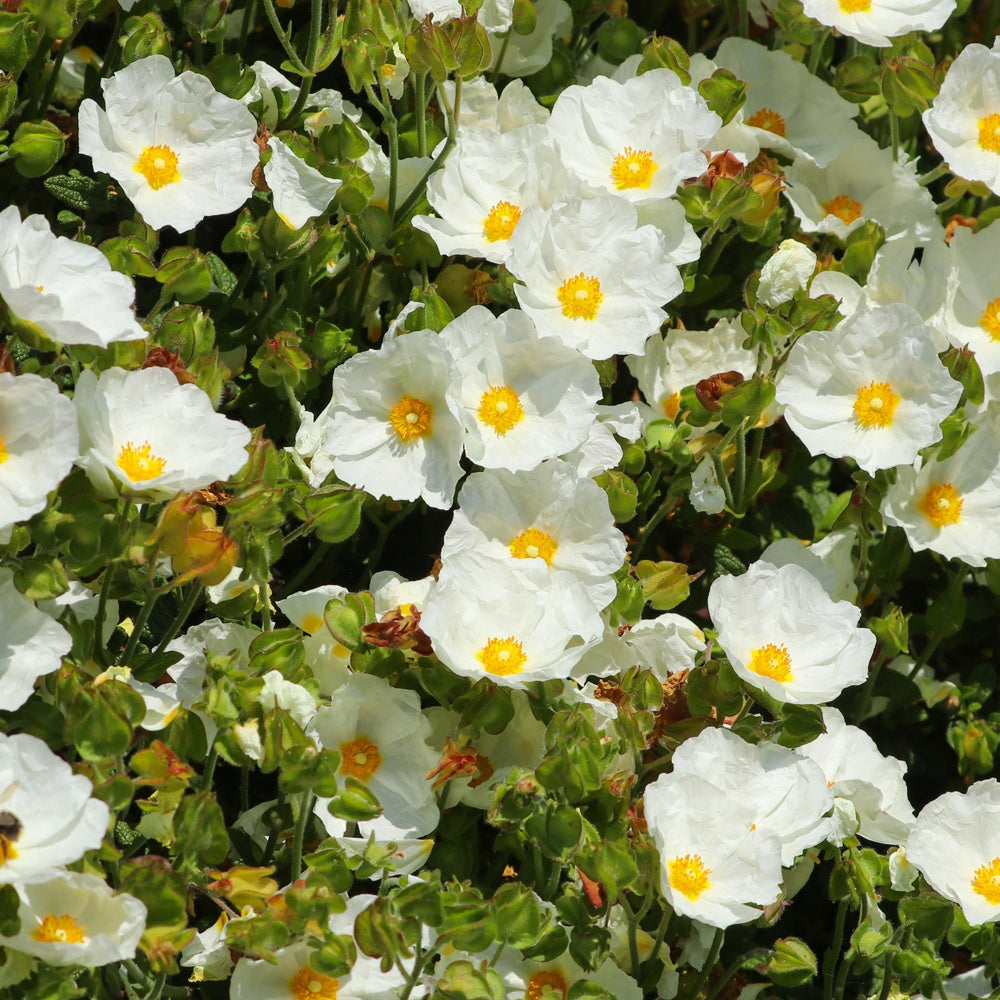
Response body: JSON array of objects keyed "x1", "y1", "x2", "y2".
[
  {"x1": 388, "y1": 395, "x2": 433, "y2": 441},
  {"x1": 557, "y1": 273, "x2": 603, "y2": 321},
  {"x1": 978, "y1": 113, "x2": 1000, "y2": 154},
  {"x1": 134, "y1": 144, "x2": 181, "y2": 190},
  {"x1": 917, "y1": 482, "x2": 963, "y2": 528},
  {"x1": 338, "y1": 737, "x2": 382, "y2": 782},
  {"x1": 746, "y1": 107, "x2": 787, "y2": 137},
  {"x1": 478, "y1": 385, "x2": 525, "y2": 435},
  {"x1": 853, "y1": 381, "x2": 900, "y2": 429},
  {"x1": 822, "y1": 194, "x2": 863, "y2": 226},
  {"x1": 526, "y1": 970, "x2": 568, "y2": 1000},
  {"x1": 290, "y1": 967, "x2": 339, "y2": 1000},
  {"x1": 748, "y1": 642, "x2": 793, "y2": 682},
  {"x1": 668, "y1": 854, "x2": 712, "y2": 900},
  {"x1": 662, "y1": 393, "x2": 681, "y2": 420},
  {"x1": 300, "y1": 613, "x2": 324, "y2": 635},
  {"x1": 509, "y1": 528, "x2": 558, "y2": 565},
  {"x1": 116, "y1": 441, "x2": 167, "y2": 482},
  {"x1": 611, "y1": 146, "x2": 659, "y2": 190},
  {"x1": 0, "y1": 435, "x2": 7, "y2": 464},
  {"x1": 838, "y1": 0, "x2": 871, "y2": 10},
  {"x1": 482, "y1": 200, "x2": 522, "y2": 242},
  {"x1": 0, "y1": 810, "x2": 21, "y2": 865},
  {"x1": 979, "y1": 297, "x2": 1000, "y2": 341},
  {"x1": 31, "y1": 914, "x2": 87, "y2": 944},
  {"x1": 972, "y1": 857, "x2": 1000, "y2": 905},
  {"x1": 476, "y1": 636, "x2": 527, "y2": 676}
]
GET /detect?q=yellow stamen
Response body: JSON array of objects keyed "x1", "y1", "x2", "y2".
[
  {"x1": 478, "y1": 385, "x2": 524, "y2": 435},
  {"x1": 748, "y1": 642, "x2": 793, "y2": 683},
  {"x1": 388, "y1": 396, "x2": 433, "y2": 441},
  {"x1": 853, "y1": 381, "x2": 900, "y2": 429},
  {"x1": 482, "y1": 200, "x2": 522, "y2": 242},
  {"x1": 978, "y1": 113, "x2": 1000, "y2": 154},
  {"x1": 746, "y1": 107, "x2": 787, "y2": 137},
  {"x1": 476, "y1": 636, "x2": 527, "y2": 676},
  {"x1": 300, "y1": 613, "x2": 324, "y2": 635},
  {"x1": 289, "y1": 967, "x2": 339, "y2": 1000},
  {"x1": 668, "y1": 854, "x2": 712, "y2": 900},
  {"x1": 822, "y1": 194, "x2": 863, "y2": 226},
  {"x1": 917, "y1": 482, "x2": 963, "y2": 528},
  {"x1": 116, "y1": 441, "x2": 167, "y2": 482},
  {"x1": 557, "y1": 273, "x2": 603, "y2": 321},
  {"x1": 838, "y1": 0, "x2": 871, "y2": 10},
  {"x1": 338, "y1": 737, "x2": 382, "y2": 782},
  {"x1": 525, "y1": 970, "x2": 568, "y2": 1000},
  {"x1": 0, "y1": 435, "x2": 7, "y2": 465},
  {"x1": 509, "y1": 528, "x2": 558, "y2": 564},
  {"x1": 662, "y1": 393, "x2": 681, "y2": 420},
  {"x1": 31, "y1": 914, "x2": 87, "y2": 945},
  {"x1": 979, "y1": 297, "x2": 1000, "y2": 341},
  {"x1": 134, "y1": 144, "x2": 181, "y2": 190},
  {"x1": 611, "y1": 146, "x2": 659, "y2": 190},
  {"x1": 972, "y1": 858, "x2": 1000, "y2": 905}
]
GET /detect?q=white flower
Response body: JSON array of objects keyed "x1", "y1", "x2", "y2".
[
  {"x1": 0, "y1": 372, "x2": 78, "y2": 534},
  {"x1": 757, "y1": 240, "x2": 818, "y2": 308},
  {"x1": 440, "y1": 307, "x2": 601, "y2": 471},
  {"x1": 439, "y1": 78, "x2": 549, "y2": 132},
  {"x1": 0, "y1": 732, "x2": 110, "y2": 884},
  {"x1": 760, "y1": 529, "x2": 859, "y2": 604},
  {"x1": 0, "y1": 568, "x2": 71, "y2": 712},
  {"x1": 0, "y1": 207, "x2": 145, "y2": 347},
  {"x1": 708, "y1": 560, "x2": 875, "y2": 704},
  {"x1": 507, "y1": 196, "x2": 686, "y2": 360},
  {"x1": 784, "y1": 134, "x2": 938, "y2": 244},
  {"x1": 256, "y1": 670, "x2": 317, "y2": 731},
  {"x1": 798, "y1": 708, "x2": 914, "y2": 845},
  {"x1": 321, "y1": 329, "x2": 464, "y2": 510},
  {"x1": 0, "y1": 871, "x2": 145, "y2": 966},
  {"x1": 493, "y1": 947, "x2": 643, "y2": 1000},
  {"x1": 78, "y1": 54, "x2": 259, "y2": 232},
  {"x1": 775, "y1": 304, "x2": 962, "y2": 475},
  {"x1": 491, "y1": 0, "x2": 573, "y2": 77},
  {"x1": 561, "y1": 401, "x2": 642, "y2": 477},
  {"x1": 73, "y1": 366, "x2": 251, "y2": 500},
  {"x1": 690, "y1": 455, "x2": 727, "y2": 515},
  {"x1": 715, "y1": 38, "x2": 860, "y2": 167},
  {"x1": 907, "y1": 779, "x2": 1000, "y2": 925},
  {"x1": 800, "y1": 0, "x2": 955, "y2": 47},
  {"x1": 263, "y1": 136, "x2": 342, "y2": 229},
  {"x1": 277, "y1": 584, "x2": 352, "y2": 694},
  {"x1": 924, "y1": 40, "x2": 1000, "y2": 193},
  {"x1": 310, "y1": 673, "x2": 439, "y2": 837}
]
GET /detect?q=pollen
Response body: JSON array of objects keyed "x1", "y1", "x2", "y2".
[
  {"x1": 611, "y1": 146, "x2": 659, "y2": 190},
  {"x1": 134, "y1": 144, "x2": 181, "y2": 190},
  {"x1": 0, "y1": 832, "x2": 18, "y2": 864},
  {"x1": 853, "y1": 381, "x2": 900, "y2": 429},
  {"x1": 917, "y1": 482, "x2": 963, "y2": 528},
  {"x1": 746, "y1": 107, "x2": 787, "y2": 137},
  {"x1": 0, "y1": 435, "x2": 7, "y2": 465},
  {"x1": 978, "y1": 113, "x2": 1000, "y2": 154},
  {"x1": 838, "y1": 0, "x2": 871, "y2": 10},
  {"x1": 482, "y1": 200, "x2": 522, "y2": 242},
  {"x1": 748, "y1": 642, "x2": 793, "y2": 683},
  {"x1": 526, "y1": 970, "x2": 569, "y2": 1000},
  {"x1": 662, "y1": 393, "x2": 681, "y2": 420},
  {"x1": 478, "y1": 385, "x2": 525, "y2": 435},
  {"x1": 338, "y1": 737, "x2": 382, "y2": 782},
  {"x1": 388, "y1": 395, "x2": 433, "y2": 441},
  {"x1": 289, "y1": 967, "x2": 339, "y2": 1000},
  {"x1": 557, "y1": 273, "x2": 603, "y2": 321},
  {"x1": 509, "y1": 527, "x2": 558, "y2": 564},
  {"x1": 116, "y1": 441, "x2": 167, "y2": 482},
  {"x1": 822, "y1": 193, "x2": 864, "y2": 226},
  {"x1": 31, "y1": 914, "x2": 87, "y2": 944},
  {"x1": 477, "y1": 636, "x2": 527, "y2": 676},
  {"x1": 979, "y1": 297, "x2": 1000, "y2": 341},
  {"x1": 668, "y1": 853, "x2": 712, "y2": 900},
  {"x1": 972, "y1": 857, "x2": 1000, "y2": 905}
]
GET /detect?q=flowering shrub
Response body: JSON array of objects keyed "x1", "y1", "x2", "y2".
[{"x1": 4, "y1": 0, "x2": 1000, "y2": 998}]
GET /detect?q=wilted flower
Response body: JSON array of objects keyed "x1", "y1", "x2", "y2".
[{"x1": 78, "y1": 54, "x2": 259, "y2": 232}]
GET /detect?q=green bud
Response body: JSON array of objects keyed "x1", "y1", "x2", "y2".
[
  {"x1": 451, "y1": 17, "x2": 492, "y2": 79},
  {"x1": 305, "y1": 488, "x2": 364, "y2": 543},
  {"x1": 638, "y1": 34, "x2": 690, "y2": 83},
  {"x1": 595, "y1": 470, "x2": 638, "y2": 524},
  {"x1": 511, "y1": 0, "x2": 537, "y2": 34},
  {"x1": 10, "y1": 120, "x2": 65, "y2": 179},
  {"x1": 697, "y1": 68, "x2": 747, "y2": 126},
  {"x1": 836, "y1": 53, "x2": 881, "y2": 103},
  {"x1": 620, "y1": 443, "x2": 646, "y2": 476},
  {"x1": 767, "y1": 938, "x2": 818, "y2": 987},
  {"x1": 0, "y1": 73, "x2": 17, "y2": 129},
  {"x1": 596, "y1": 17, "x2": 644, "y2": 65},
  {"x1": 156, "y1": 304, "x2": 216, "y2": 360},
  {"x1": 252, "y1": 331, "x2": 313, "y2": 388},
  {"x1": 405, "y1": 17, "x2": 457, "y2": 83},
  {"x1": 0, "y1": 12, "x2": 38, "y2": 77},
  {"x1": 120, "y1": 13, "x2": 173, "y2": 64},
  {"x1": 156, "y1": 246, "x2": 213, "y2": 303},
  {"x1": 635, "y1": 559, "x2": 690, "y2": 612}
]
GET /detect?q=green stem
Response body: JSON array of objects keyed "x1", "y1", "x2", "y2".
[
  {"x1": 36, "y1": 17, "x2": 86, "y2": 116},
  {"x1": 733, "y1": 419, "x2": 748, "y2": 512},
  {"x1": 290, "y1": 791, "x2": 315, "y2": 882},
  {"x1": 738, "y1": 0, "x2": 748, "y2": 37},
  {"x1": 875, "y1": 952, "x2": 894, "y2": 1000},
  {"x1": 704, "y1": 950, "x2": 769, "y2": 1000},
  {"x1": 909, "y1": 563, "x2": 966, "y2": 677},
  {"x1": 823, "y1": 899, "x2": 849, "y2": 1000},
  {"x1": 711, "y1": 451, "x2": 736, "y2": 512},
  {"x1": 92, "y1": 563, "x2": 117, "y2": 667},
  {"x1": 918, "y1": 163, "x2": 948, "y2": 187},
  {"x1": 682, "y1": 928, "x2": 724, "y2": 1000},
  {"x1": 414, "y1": 72, "x2": 428, "y2": 157},
  {"x1": 260, "y1": 0, "x2": 311, "y2": 74},
  {"x1": 634, "y1": 493, "x2": 681, "y2": 559},
  {"x1": 833, "y1": 949, "x2": 854, "y2": 1000},
  {"x1": 149, "y1": 582, "x2": 203, "y2": 659},
  {"x1": 285, "y1": 0, "x2": 325, "y2": 122},
  {"x1": 201, "y1": 744, "x2": 219, "y2": 791},
  {"x1": 889, "y1": 111, "x2": 900, "y2": 162},
  {"x1": 808, "y1": 29, "x2": 831, "y2": 74},
  {"x1": 239, "y1": 0, "x2": 258, "y2": 50},
  {"x1": 120, "y1": 587, "x2": 160, "y2": 666}
]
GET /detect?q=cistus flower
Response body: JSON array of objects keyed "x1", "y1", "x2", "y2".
[
  {"x1": 0, "y1": 871, "x2": 146, "y2": 966},
  {"x1": 775, "y1": 304, "x2": 962, "y2": 475},
  {"x1": 799, "y1": 0, "x2": 955, "y2": 47},
  {"x1": 322, "y1": 328, "x2": 464, "y2": 510},
  {"x1": 73, "y1": 366, "x2": 252, "y2": 501},
  {"x1": 907, "y1": 779, "x2": 1000, "y2": 925},
  {"x1": 78, "y1": 54, "x2": 259, "y2": 232},
  {"x1": 924, "y1": 39, "x2": 1000, "y2": 194},
  {"x1": 0, "y1": 372, "x2": 78, "y2": 535},
  {"x1": 263, "y1": 136, "x2": 342, "y2": 230},
  {"x1": 0, "y1": 207, "x2": 145, "y2": 347},
  {"x1": 493, "y1": 947, "x2": 643, "y2": 1000},
  {"x1": 0, "y1": 731, "x2": 110, "y2": 884},
  {"x1": 708, "y1": 560, "x2": 876, "y2": 704}
]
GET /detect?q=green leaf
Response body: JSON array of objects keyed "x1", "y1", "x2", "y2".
[
  {"x1": 775, "y1": 704, "x2": 826, "y2": 749},
  {"x1": 767, "y1": 938, "x2": 818, "y2": 986}
]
